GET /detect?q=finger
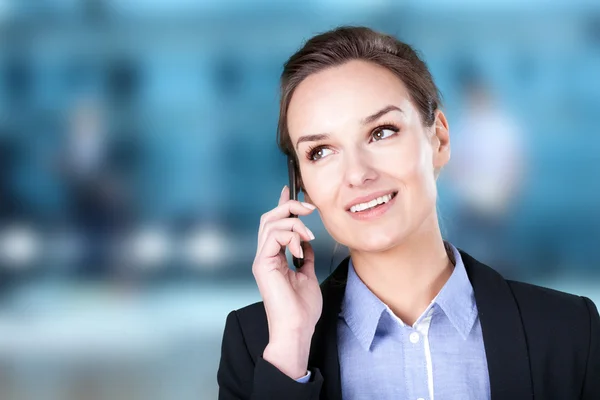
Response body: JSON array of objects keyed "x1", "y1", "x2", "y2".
[
  {"x1": 296, "y1": 242, "x2": 316, "y2": 279},
  {"x1": 258, "y1": 200, "x2": 316, "y2": 239},
  {"x1": 278, "y1": 185, "x2": 289, "y2": 207},
  {"x1": 258, "y1": 230, "x2": 302, "y2": 262},
  {"x1": 300, "y1": 240, "x2": 315, "y2": 265},
  {"x1": 261, "y1": 200, "x2": 316, "y2": 226},
  {"x1": 259, "y1": 218, "x2": 315, "y2": 251}
]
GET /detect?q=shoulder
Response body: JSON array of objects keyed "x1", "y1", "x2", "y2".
[
  {"x1": 506, "y1": 279, "x2": 599, "y2": 353},
  {"x1": 461, "y1": 248, "x2": 598, "y2": 328},
  {"x1": 235, "y1": 301, "x2": 269, "y2": 333},
  {"x1": 504, "y1": 279, "x2": 600, "y2": 395},
  {"x1": 461, "y1": 248, "x2": 598, "y2": 351},
  {"x1": 507, "y1": 279, "x2": 597, "y2": 324},
  {"x1": 224, "y1": 301, "x2": 269, "y2": 360}
]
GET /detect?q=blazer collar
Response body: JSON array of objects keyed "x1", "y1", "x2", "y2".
[{"x1": 309, "y1": 249, "x2": 533, "y2": 400}]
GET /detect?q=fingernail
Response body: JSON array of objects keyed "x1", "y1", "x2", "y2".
[
  {"x1": 281, "y1": 185, "x2": 287, "y2": 195},
  {"x1": 301, "y1": 202, "x2": 316, "y2": 210},
  {"x1": 305, "y1": 226, "x2": 315, "y2": 240},
  {"x1": 298, "y1": 245, "x2": 304, "y2": 259}
]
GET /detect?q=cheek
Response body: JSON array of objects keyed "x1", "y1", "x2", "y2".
[
  {"x1": 384, "y1": 138, "x2": 429, "y2": 180},
  {"x1": 301, "y1": 165, "x2": 347, "y2": 238},
  {"x1": 383, "y1": 136, "x2": 437, "y2": 202},
  {"x1": 301, "y1": 166, "x2": 339, "y2": 208}
]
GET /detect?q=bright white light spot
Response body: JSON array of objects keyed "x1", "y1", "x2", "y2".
[
  {"x1": 0, "y1": 224, "x2": 40, "y2": 269},
  {"x1": 181, "y1": 227, "x2": 228, "y2": 270},
  {"x1": 128, "y1": 226, "x2": 171, "y2": 270}
]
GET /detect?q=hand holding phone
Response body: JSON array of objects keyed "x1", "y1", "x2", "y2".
[{"x1": 251, "y1": 177, "x2": 322, "y2": 380}]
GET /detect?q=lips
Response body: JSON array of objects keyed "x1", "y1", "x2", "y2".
[
  {"x1": 345, "y1": 190, "x2": 398, "y2": 211},
  {"x1": 350, "y1": 192, "x2": 396, "y2": 213},
  {"x1": 346, "y1": 191, "x2": 398, "y2": 221}
]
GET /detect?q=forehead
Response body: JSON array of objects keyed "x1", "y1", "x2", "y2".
[{"x1": 287, "y1": 60, "x2": 413, "y2": 139}]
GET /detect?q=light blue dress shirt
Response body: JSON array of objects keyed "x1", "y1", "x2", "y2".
[{"x1": 337, "y1": 243, "x2": 490, "y2": 399}]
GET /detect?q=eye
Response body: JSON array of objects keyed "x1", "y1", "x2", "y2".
[
  {"x1": 307, "y1": 146, "x2": 334, "y2": 162},
  {"x1": 371, "y1": 125, "x2": 399, "y2": 142}
]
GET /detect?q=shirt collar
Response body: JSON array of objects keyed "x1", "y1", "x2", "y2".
[
  {"x1": 339, "y1": 242, "x2": 478, "y2": 351},
  {"x1": 433, "y1": 243, "x2": 479, "y2": 340},
  {"x1": 339, "y1": 260, "x2": 387, "y2": 352}
]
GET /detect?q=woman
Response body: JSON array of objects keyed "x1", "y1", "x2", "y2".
[{"x1": 217, "y1": 26, "x2": 599, "y2": 400}]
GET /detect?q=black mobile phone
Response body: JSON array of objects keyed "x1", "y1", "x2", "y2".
[{"x1": 288, "y1": 156, "x2": 304, "y2": 269}]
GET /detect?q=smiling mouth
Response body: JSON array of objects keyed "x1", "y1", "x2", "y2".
[{"x1": 349, "y1": 191, "x2": 398, "y2": 213}]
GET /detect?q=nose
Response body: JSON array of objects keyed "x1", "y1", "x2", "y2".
[{"x1": 343, "y1": 147, "x2": 378, "y2": 188}]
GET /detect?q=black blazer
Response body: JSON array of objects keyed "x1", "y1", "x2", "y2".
[{"x1": 218, "y1": 250, "x2": 600, "y2": 399}]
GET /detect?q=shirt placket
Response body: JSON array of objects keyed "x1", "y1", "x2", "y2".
[{"x1": 403, "y1": 307, "x2": 435, "y2": 400}]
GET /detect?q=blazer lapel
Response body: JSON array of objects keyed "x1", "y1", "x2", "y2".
[
  {"x1": 309, "y1": 258, "x2": 350, "y2": 400},
  {"x1": 461, "y1": 250, "x2": 534, "y2": 400}
]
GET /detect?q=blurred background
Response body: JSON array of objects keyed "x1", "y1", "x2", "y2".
[{"x1": 0, "y1": 0, "x2": 599, "y2": 398}]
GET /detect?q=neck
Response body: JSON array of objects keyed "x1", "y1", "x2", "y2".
[{"x1": 349, "y1": 211, "x2": 454, "y2": 326}]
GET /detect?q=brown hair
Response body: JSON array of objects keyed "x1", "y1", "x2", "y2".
[{"x1": 277, "y1": 26, "x2": 442, "y2": 188}]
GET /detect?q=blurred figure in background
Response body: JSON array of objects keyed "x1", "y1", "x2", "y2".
[
  {"x1": 0, "y1": 127, "x2": 20, "y2": 223},
  {"x1": 0, "y1": 127, "x2": 21, "y2": 294},
  {"x1": 449, "y1": 68, "x2": 526, "y2": 277},
  {"x1": 57, "y1": 98, "x2": 135, "y2": 278}
]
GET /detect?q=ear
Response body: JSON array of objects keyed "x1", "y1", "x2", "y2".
[{"x1": 431, "y1": 110, "x2": 451, "y2": 176}]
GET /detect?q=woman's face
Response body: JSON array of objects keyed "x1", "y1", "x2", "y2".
[{"x1": 287, "y1": 60, "x2": 450, "y2": 252}]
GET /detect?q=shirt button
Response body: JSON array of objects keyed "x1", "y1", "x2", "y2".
[{"x1": 409, "y1": 332, "x2": 420, "y2": 344}]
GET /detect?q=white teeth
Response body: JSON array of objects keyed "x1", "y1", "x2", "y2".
[{"x1": 350, "y1": 193, "x2": 394, "y2": 213}]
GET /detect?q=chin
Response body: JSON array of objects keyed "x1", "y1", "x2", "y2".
[
  {"x1": 361, "y1": 235, "x2": 403, "y2": 253},
  {"x1": 344, "y1": 227, "x2": 408, "y2": 253},
  {"x1": 326, "y1": 210, "x2": 417, "y2": 253}
]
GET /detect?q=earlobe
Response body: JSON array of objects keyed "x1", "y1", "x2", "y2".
[{"x1": 435, "y1": 111, "x2": 450, "y2": 147}]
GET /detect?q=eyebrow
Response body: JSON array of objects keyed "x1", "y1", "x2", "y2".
[
  {"x1": 361, "y1": 105, "x2": 403, "y2": 125},
  {"x1": 295, "y1": 133, "x2": 330, "y2": 149},
  {"x1": 294, "y1": 105, "x2": 403, "y2": 149}
]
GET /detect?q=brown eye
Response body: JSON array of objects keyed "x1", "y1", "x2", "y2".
[
  {"x1": 371, "y1": 127, "x2": 397, "y2": 142},
  {"x1": 308, "y1": 146, "x2": 333, "y2": 161}
]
